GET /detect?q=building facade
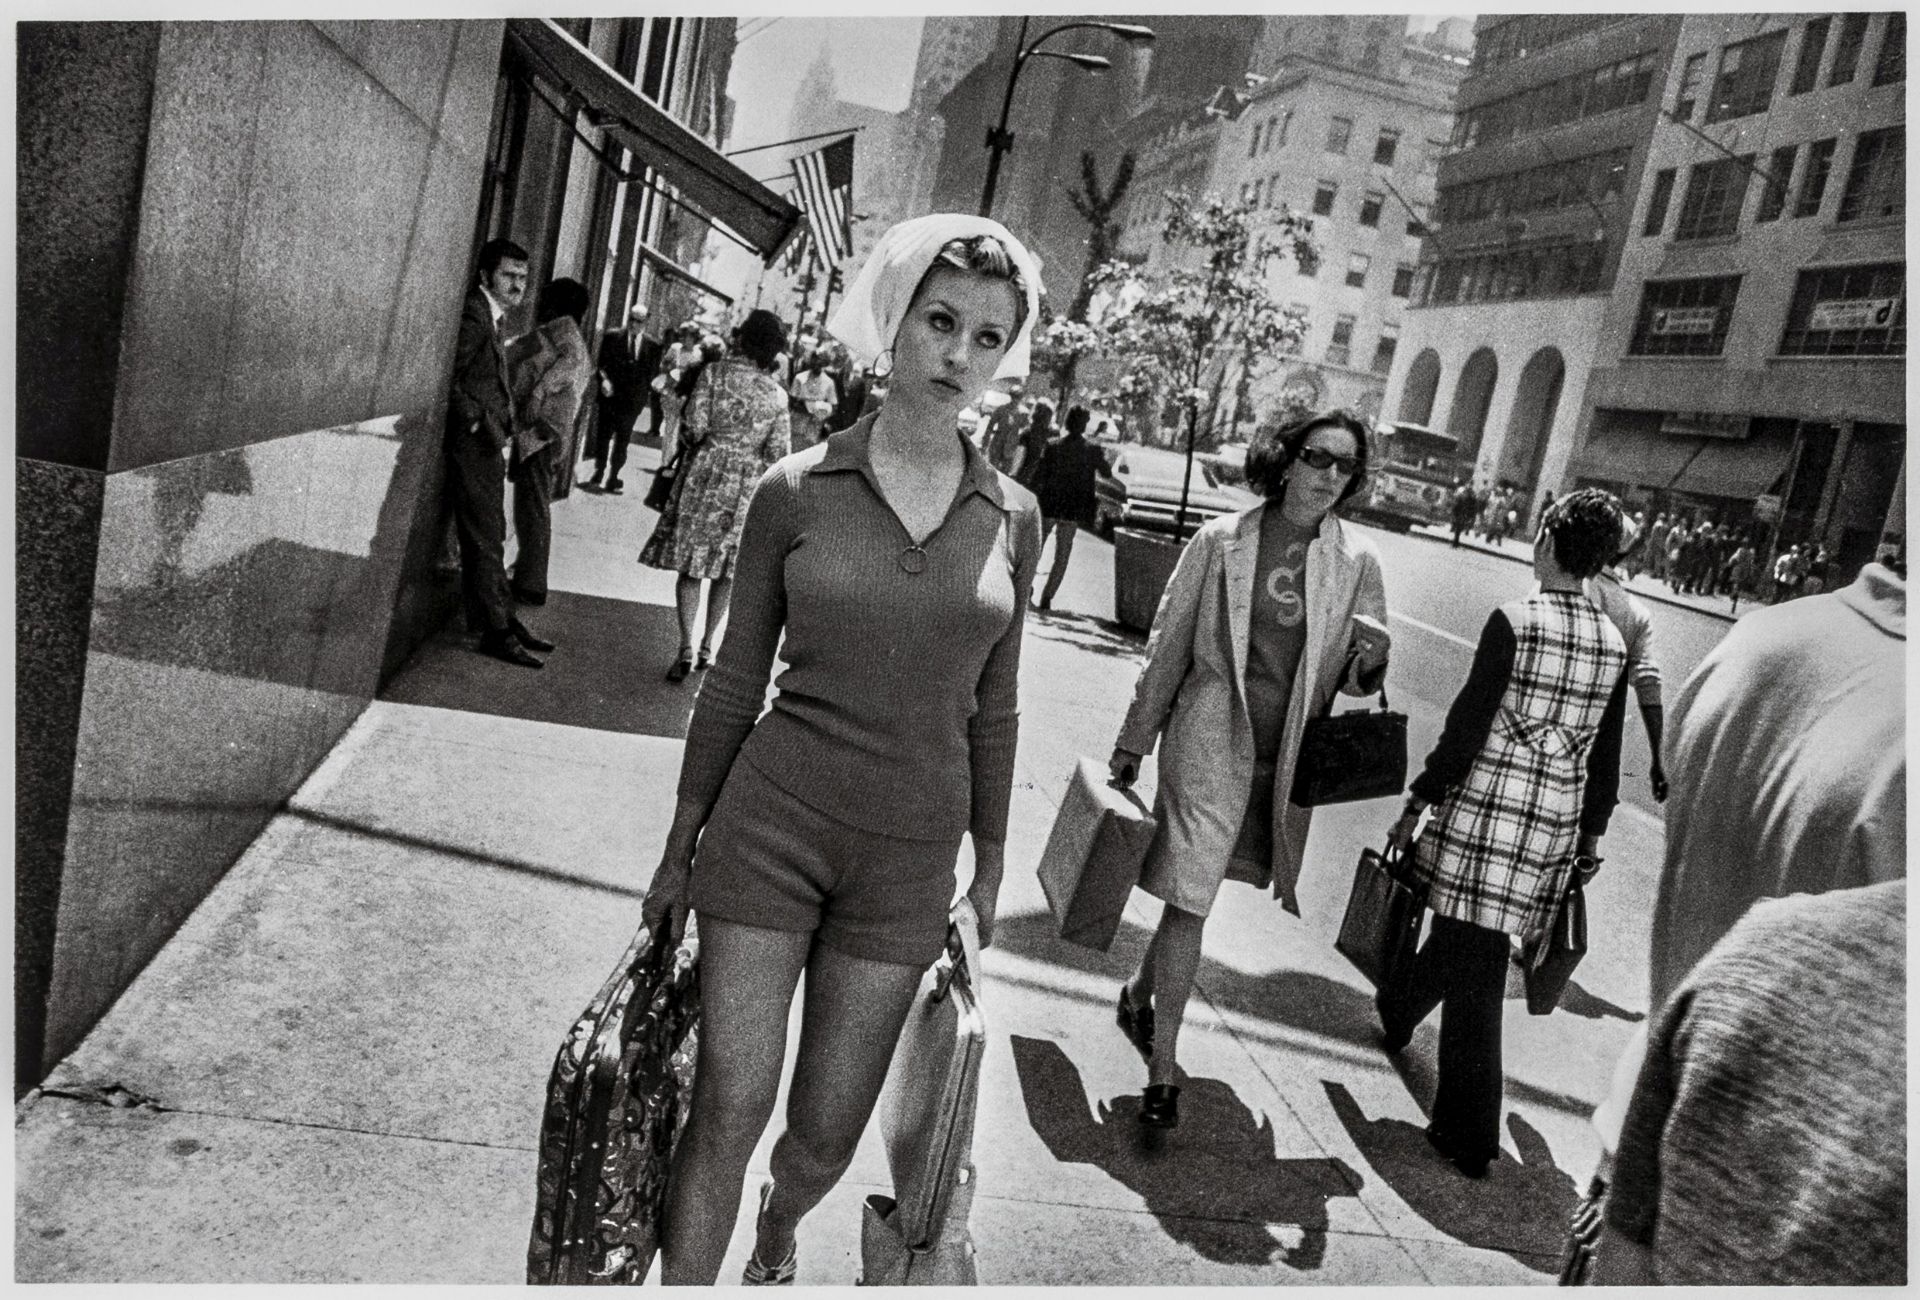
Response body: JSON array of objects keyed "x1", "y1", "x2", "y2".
[
  {"x1": 1380, "y1": 15, "x2": 1687, "y2": 525},
  {"x1": 16, "y1": 18, "x2": 791, "y2": 1092},
  {"x1": 1572, "y1": 11, "x2": 1905, "y2": 582}
]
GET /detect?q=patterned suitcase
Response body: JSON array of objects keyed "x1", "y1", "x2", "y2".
[
  {"x1": 527, "y1": 922, "x2": 700, "y2": 1285},
  {"x1": 859, "y1": 920, "x2": 986, "y2": 1285}
]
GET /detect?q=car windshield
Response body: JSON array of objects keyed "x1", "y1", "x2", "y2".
[{"x1": 1118, "y1": 452, "x2": 1221, "y2": 490}]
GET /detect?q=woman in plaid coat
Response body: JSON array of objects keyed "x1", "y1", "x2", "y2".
[{"x1": 1380, "y1": 489, "x2": 1631, "y2": 1177}]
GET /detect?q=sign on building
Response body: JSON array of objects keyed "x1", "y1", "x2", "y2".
[
  {"x1": 1808, "y1": 296, "x2": 1902, "y2": 331},
  {"x1": 1648, "y1": 305, "x2": 1720, "y2": 335},
  {"x1": 1660, "y1": 411, "x2": 1749, "y2": 439}
]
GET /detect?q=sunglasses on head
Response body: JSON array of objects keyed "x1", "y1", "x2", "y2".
[{"x1": 1297, "y1": 446, "x2": 1361, "y2": 476}]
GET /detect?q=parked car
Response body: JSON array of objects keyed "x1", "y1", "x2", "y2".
[{"x1": 1094, "y1": 446, "x2": 1261, "y2": 539}]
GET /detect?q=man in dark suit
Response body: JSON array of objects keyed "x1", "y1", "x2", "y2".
[
  {"x1": 588, "y1": 301, "x2": 664, "y2": 494},
  {"x1": 444, "y1": 237, "x2": 553, "y2": 668}
]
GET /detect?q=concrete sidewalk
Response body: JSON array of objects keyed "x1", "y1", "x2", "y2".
[{"x1": 17, "y1": 448, "x2": 1662, "y2": 1285}]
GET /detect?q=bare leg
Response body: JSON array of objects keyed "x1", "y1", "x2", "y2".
[
  {"x1": 700, "y1": 576, "x2": 733, "y2": 657},
  {"x1": 658, "y1": 917, "x2": 812, "y2": 1285},
  {"x1": 1136, "y1": 902, "x2": 1206, "y2": 1087},
  {"x1": 752, "y1": 940, "x2": 927, "y2": 1266},
  {"x1": 673, "y1": 575, "x2": 703, "y2": 658}
]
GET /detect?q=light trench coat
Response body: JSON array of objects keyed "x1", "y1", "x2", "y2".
[{"x1": 1116, "y1": 504, "x2": 1388, "y2": 916}]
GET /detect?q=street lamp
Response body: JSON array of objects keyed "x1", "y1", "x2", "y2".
[{"x1": 979, "y1": 18, "x2": 1157, "y2": 219}]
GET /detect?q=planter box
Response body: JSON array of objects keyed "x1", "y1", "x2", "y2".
[{"x1": 1113, "y1": 528, "x2": 1187, "y2": 633}]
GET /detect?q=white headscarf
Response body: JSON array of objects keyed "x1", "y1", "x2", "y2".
[{"x1": 826, "y1": 214, "x2": 1044, "y2": 381}]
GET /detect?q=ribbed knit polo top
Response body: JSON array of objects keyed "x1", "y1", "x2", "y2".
[{"x1": 676, "y1": 416, "x2": 1043, "y2": 844}]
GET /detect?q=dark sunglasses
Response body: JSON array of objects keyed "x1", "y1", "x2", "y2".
[{"x1": 1297, "y1": 446, "x2": 1361, "y2": 476}]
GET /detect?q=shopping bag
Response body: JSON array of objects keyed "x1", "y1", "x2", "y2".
[
  {"x1": 1035, "y1": 757, "x2": 1158, "y2": 952},
  {"x1": 1522, "y1": 879, "x2": 1588, "y2": 1015},
  {"x1": 526, "y1": 922, "x2": 701, "y2": 1285},
  {"x1": 1334, "y1": 846, "x2": 1426, "y2": 990}
]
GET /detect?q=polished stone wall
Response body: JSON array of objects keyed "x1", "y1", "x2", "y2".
[{"x1": 17, "y1": 20, "x2": 505, "y2": 1084}]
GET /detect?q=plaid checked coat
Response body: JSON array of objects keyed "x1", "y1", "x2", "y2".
[{"x1": 1411, "y1": 592, "x2": 1627, "y2": 935}]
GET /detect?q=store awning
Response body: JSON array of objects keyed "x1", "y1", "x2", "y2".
[
  {"x1": 1566, "y1": 428, "x2": 1703, "y2": 488},
  {"x1": 1669, "y1": 423, "x2": 1796, "y2": 499},
  {"x1": 636, "y1": 241, "x2": 732, "y2": 305},
  {"x1": 505, "y1": 19, "x2": 802, "y2": 261}
]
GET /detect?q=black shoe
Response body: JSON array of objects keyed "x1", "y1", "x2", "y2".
[
  {"x1": 1140, "y1": 1083, "x2": 1180, "y2": 1130},
  {"x1": 606, "y1": 477, "x2": 626, "y2": 495},
  {"x1": 1425, "y1": 1124, "x2": 1491, "y2": 1179},
  {"x1": 1117, "y1": 985, "x2": 1155, "y2": 1061},
  {"x1": 584, "y1": 471, "x2": 604, "y2": 491},
  {"x1": 509, "y1": 618, "x2": 556, "y2": 653},
  {"x1": 695, "y1": 646, "x2": 713, "y2": 671},
  {"x1": 479, "y1": 632, "x2": 543, "y2": 669},
  {"x1": 1375, "y1": 992, "x2": 1412, "y2": 1054},
  {"x1": 511, "y1": 587, "x2": 548, "y2": 607},
  {"x1": 665, "y1": 653, "x2": 694, "y2": 683}
]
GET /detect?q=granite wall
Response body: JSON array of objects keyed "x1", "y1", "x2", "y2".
[{"x1": 16, "y1": 20, "x2": 505, "y2": 1088}]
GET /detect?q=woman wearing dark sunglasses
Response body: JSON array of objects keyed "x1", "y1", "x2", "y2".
[{"x1": 1108, "y1": 410, "x2": 1390, "y2": 1129}]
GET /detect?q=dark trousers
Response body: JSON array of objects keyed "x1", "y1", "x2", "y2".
[
  {"x1": 510, "y1": 443, "x2": 557, "y2": 600},
  {"x1": 444, "y1": 428, "x2": 513, "y2": 635},
  {"x1": 593, "y1": 393, "x2": 657, "y2": 480},
  {"x1": 1379, "y1": 914, "x2": 1509, "y2": 1161}
]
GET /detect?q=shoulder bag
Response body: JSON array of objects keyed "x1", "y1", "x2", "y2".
[{"x1": 1289, "y1": 651, "x2": 1408, "y2": 807}]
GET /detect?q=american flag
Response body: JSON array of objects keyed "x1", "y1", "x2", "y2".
[
  {"x1": 790, "y1": 134, "x2": 854, "y2": 268},
  {"x1": 780, "y1": 181, "x2": 813, "y2": 272}
]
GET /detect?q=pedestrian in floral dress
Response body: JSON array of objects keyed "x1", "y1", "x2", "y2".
[
  {"x1": 1378, "y1": 488, "x2": 1631, "y2": 1178},
  {"x1": 640, "y1": 309, "x2": 791, "y2": 681}
]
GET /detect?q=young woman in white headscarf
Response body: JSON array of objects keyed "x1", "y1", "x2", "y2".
[{"x1": 640, "y1": 214, "x2": 1045, "y2": 1285}]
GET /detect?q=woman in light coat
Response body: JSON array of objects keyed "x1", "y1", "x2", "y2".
[{"x1": 1109, "y1": 411, "x2": 1391, "y2": 1130}]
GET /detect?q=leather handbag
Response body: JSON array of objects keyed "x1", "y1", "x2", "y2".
[
  {"x1": 1334, "y1": 846, "x2": 1426, "y2": 991},
  {"x1": 643, "y1": 458, "x2": 678, "y2": 512},
  {"x1": 526, "y1": 922, "x2": 700, "y2": 1285},
  {"x1": 1035, "y1": 758, "x2": 1158, "y2": 952},
  {"x1": 1522, "y1": 877, "x2": 1589, "y2": 1015},
  {"x1": 1290, "y1": 654, "x2": 1408, "y2": 808}
]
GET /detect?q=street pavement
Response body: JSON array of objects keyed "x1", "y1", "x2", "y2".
[{"x1": 16, "y1": 444, "x2": 1724, "y2": 1286}]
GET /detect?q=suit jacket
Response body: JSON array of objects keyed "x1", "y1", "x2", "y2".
[
  {"x1": 1117, "y1": 505, "x2": 1388, "y2": 913},
  {"x1": 448, "y1": 287, "x2": 513, "y2": 452},
  {"x1": 599, "y1": 327, "x2": 664, "y2": 426}
]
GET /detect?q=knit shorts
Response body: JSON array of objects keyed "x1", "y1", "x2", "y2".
[{"x1": 689, "y1": 756, "x2": 962, "y2": 968}]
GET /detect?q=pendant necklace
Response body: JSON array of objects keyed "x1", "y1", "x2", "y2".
[{"x1": 899, "y1": 544, "x2": 929, "y2": 575}]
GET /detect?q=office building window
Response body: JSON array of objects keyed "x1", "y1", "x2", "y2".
[
  {"x1": 1240, "y1": 181, "x2": 1253, "y2": 206},
  {"x1": 1359, "y1": 190, "x2": 1385, "y2": 227},
  {"x1": 1248, "y1": 121, "x2": 1263, "y2": 158},
  {"x1": 1313, "y1": 180, "x2": 1338, "y2": 216},
  {"x1": 1829, "y1": 12, "x2": 1870, "y2": 86},
  {"x1": 1642, "y1": 167, "x2": 1677, "y2": 236},
  {"x1": 1629, "y1": 276, "x2": 1743, "y2": 356},
  {"x1": 1266, "y1": 174, "x2": 1280, "y2": 207},
  {"x1": 1271, "y1": 111, "x2": 1291, "y2": 150},
  {"x1": 1791, "y1": 16, "x2": 1831, "y2": 94},
  {"x1": 1346, "y1": 253, "x2": 1371, "y2": 288},
  {"x1": 1251, "y1": 178, "x2": 1266, "y2": 209},
  {"x1": 1796, "y1": 137, "x2": 1837, "y2": 216},
  {"x1": 1373, "y1": 128, "x2": 1400, "y2": 166},
  {"x1": 1327, "y1": 314, "x2": 1355, "y2": 366},
  {"x1": 1372, "y1": 325, "x2": 1400, "y2": 374},
  {"x1": 1392, "y1": 263, "x2": 1416, "y2": 297},
  {"x1": 1673, "y1": 155, "x2": 1755, "y2": 240},
  {"x1": 1838, "y1": 126, "x2": 1905, "y2": 222},
  {"x1": 1326, "y1": 115, "x2": 1353, "y2": 154},
  {"x1": 1874, "y1": 11, "x2": 1905, "y2": 85},
  {"x1": 1674, "y1": 52, "x2": 1706, "y2": 120},
  {"x1": 1283, "y1": 303, "x2": 1310, "y2": 353},
  {"x1": 1707, "y1": 28, "x2": 1787, "y2": 122},
  {"x1": 1779, "y1": 262, "x2": 1905, "y2": 355},
  {"x1": 1756, "y1": 144, "x2": 1797, "y2": 222}
]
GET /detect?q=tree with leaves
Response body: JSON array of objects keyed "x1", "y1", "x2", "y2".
[
  {"x1": 1066, "y1": 151, "x2": 1136, "y2": 322},
  {"x1": 1088, "y1": 189, "x2": 1318, "y2": 531}
]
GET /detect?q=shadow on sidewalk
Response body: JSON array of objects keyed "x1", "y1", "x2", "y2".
[
  {"x1": 1011, "y1": 1036, "x2": 1361, "y2": 1271},
  {"x1": 1323, "y1": 1080, "x2": 1577, "y2": 1266},
  {"x1": 379, "y1": 590, "x2": 698, "y2": 738},
  {"x1": 1025, "y1": 610, "x2": 1146, "y2": 661}
]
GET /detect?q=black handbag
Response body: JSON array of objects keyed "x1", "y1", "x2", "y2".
[
  {"x1": 1290, "y1": 653, "x2": 1408, "y2": 807},
  {"x1": 1334, "y1": 845, "x2": 1426, "y2": 990},
  {"x1": 643, "y1": 459, "x2": 678, "y2": 512},
  {"x1": 1522, "y1": 877, "x2": 1589, "y2": 1015}
]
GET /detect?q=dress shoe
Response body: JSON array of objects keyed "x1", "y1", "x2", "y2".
[
  {"x1": 478, "y1": 632, "x2": 543, "y2": 669},
  {"x1": 1425, "y1": 1123, "x2": 1491, "y2": 1178},
  {"x1": 1375, "y1": 991, "x2": 1412, "y2": 1054},
  {"x1": 1140, "y1": 1083, "x2": 1180, "y2": 1130},
  {"x1": 1116, "y1": 985, "x2": 1155, "y2": 1061},
  {"x1": 695, "y1": 645, "x2": 713, "y2": 671},
  {"x1": 584, "y1": 470, "x2": 604, "y2": 491},
  {"x1": 510, "y1": 619, "x2": 556, "y2": 653},
  {"x1": 606, "y1": 476, "x2": 626, "y2": 495},
  {"x1": 511, "y1": 587, "x2": 548, "y2": 607},
  {"x1": 665, "y1": 653, "x2": 695, "y2": 683}
]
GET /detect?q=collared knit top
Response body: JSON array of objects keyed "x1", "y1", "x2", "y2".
[{"x1": 676, "y1": 416, "x2": 1042, "y2": 844}]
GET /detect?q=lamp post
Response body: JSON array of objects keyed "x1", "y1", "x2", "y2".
[{"x1": 979, "y1": 18, "x2": 1156, "y2": 219}]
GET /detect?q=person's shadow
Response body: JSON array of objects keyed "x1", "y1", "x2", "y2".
[
  {"x1": 1322, "y1": 1079, "x2": 1580, "y2": 1266},
  {"x1": 1010, "y1": 1036, "x2": 1361, "y2": 1271}
]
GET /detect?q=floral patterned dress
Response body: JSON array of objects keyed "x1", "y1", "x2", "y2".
[{"x1": 639, "y1": 358, "x2": 790, "y2": 580}]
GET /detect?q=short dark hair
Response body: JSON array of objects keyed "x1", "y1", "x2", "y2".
[
  {"x1": 1244, "y1": 409, "x2": 1372, "y2": 506},
  {"x1": 913, "y1": 235, "x2": 1031, "y2": 337},
  {"x1": 1064, "y1": 405, "x2": 1090, "y2": 435},
  {"x1": 478, "y1": 238, "x2": 529, "y2": 277},
  {"x1": 1540, "y1": 488, "x2": 1626, "y2": 579},
  {"x1": 536, "y1": 278, "x2": 589, "y2": 326},
  {"x1": 735, "y1": 309, "x2": 787, "y2": 370}
]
